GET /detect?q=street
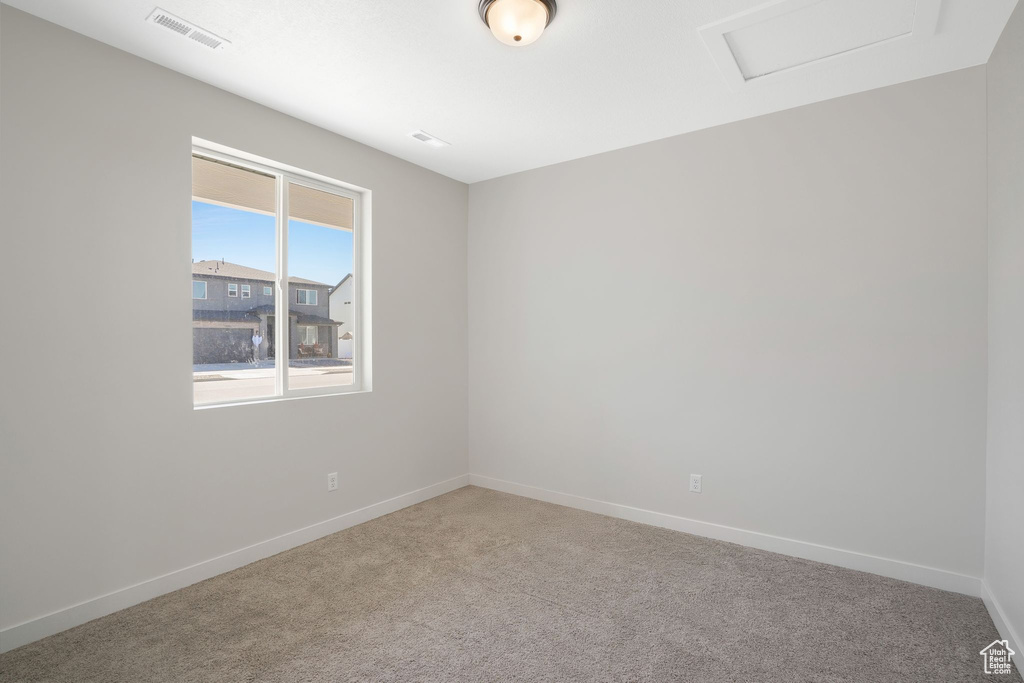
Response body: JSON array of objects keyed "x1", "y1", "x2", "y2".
[{"x1": 194, "y1": 363, "x2": 353, "y2": 404}]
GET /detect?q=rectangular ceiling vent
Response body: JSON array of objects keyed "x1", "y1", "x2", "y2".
[
  {"x1": 147, "y1": 8, "x2": 230, "y2": 50},
  {"x1": 409, "y1": 130, "x2": 451, "y2": 148},
  {"x1": 700, "y1": 0, "x2": 941, "y2": 89}
]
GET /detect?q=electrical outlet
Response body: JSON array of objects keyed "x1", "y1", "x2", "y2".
[
  {"x1": 689, "y1": 474, "x2": 702, "y2": 494},
  {"x1": 327, "y1": 472, "x2": 338, "y2": 492}
]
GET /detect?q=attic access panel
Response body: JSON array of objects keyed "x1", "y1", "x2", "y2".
[{"x1": 700, "y1": 0, "x2": 942, "y2": 89}]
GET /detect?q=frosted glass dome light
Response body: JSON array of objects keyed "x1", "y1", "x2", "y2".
[{"x1": 479, "y1": 0, "x2": 557, "y2": 47}]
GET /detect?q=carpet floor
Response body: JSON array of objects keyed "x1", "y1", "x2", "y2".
[{"x1": 1, "y1": 486, "x2": 1018, "y2": 682}]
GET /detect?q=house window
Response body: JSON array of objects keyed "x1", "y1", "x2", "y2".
[
  {"x1": 299, "y1": 326, "x2": 318, "y2": 345},
  {"x1": 191, "y1": 142, "x2": 368, "y2": 407}
]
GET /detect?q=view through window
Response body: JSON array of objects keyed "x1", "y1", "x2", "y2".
[
  {"x1": 192, "y1": 148, "x2": 360, "y2": 406},
  {"x1": 287, "y1": 182, "x2": 355, "y2": 393}
]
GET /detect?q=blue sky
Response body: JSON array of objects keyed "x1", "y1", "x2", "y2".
[{"x1": 192, "y1": 201, "x2": 353, "y2": 287}]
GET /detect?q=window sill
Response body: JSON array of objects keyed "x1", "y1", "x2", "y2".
[{"x1": 193, "y1": 387, "x2": 370, "y2": 411}]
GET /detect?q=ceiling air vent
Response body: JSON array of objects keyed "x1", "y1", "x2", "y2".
[
  {"x1": 409, "y1": 130, "x2": 451, "y2": 148},
  {"x1": 147, "y1": 8, "x2": 230, "y2": 50}
]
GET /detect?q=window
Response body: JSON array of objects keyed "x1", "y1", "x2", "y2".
[
  {"x1": 299, "y1": 326, "x2": 318, "y2": 345},
  {"x1": 191, "y1": 141, "x2": 367, "y2": 407}
]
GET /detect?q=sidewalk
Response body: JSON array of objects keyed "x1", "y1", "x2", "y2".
[{"x1": 194, "y1": 359, "x2": 353, "y2": 380}]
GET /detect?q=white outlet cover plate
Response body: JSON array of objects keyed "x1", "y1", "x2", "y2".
[{"x1": 689, "y1": 475, "x2": 703, "y2": 493}]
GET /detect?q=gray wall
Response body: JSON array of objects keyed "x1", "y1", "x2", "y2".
[
  {"x1": 986, "y1": 3, "x2": 1024, "y2": 654},
  {"x1": 468, "y1": 67, "x2": 988, "y2": 578},
  {"x1": 193, "y1": 328, "x2": 253, "y2": 364},
  {"x1": 191, "y1": 278, "x2": 331, "y2": 321},
  {"x1": 286, "y1": 283, "x2": 332, "y2": 320},
  {"x1": 191, "y1": 276, "x2": 275, "y2": 312},
  {"x1": 0, "y1": 5, "x2": 468, "y2": 635}
]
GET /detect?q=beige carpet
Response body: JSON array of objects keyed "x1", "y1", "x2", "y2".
[{"x1": 1, "y1": 486, "x2": 1017, "y2": 682}]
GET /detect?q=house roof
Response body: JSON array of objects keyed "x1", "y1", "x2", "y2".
[
  {"x1": 246, "y1": 304, "x2": 338, "y2": 322},
  {"x1": 330, "y1": 273, "x2": 353, "y2": 293},
  {"x1": 193, "y1": 310, "x2": 261, "y2": 324},
  {"x1": 211, "y1": 305, "x2": 339, "y2": 327},
  {"x1": 192, "y1": 260, "x2": 328, "y2": 287},
  {"x1": 296, "y1": 313, "x2": 343, "y2": 326}
]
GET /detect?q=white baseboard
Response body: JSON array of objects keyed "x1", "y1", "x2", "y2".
[
  {"x1": 3, "y1": 473, "x2": 996, "y2": 657},
  {"x1": 982, "y1": 581, "x2": 1022, "y2": 663},
  {"x1": 468, "y1": 474, "x2": 982, "y2": 598},
  {"x1": 0, "y1": 474, "x2": 470, "y2": 655}
]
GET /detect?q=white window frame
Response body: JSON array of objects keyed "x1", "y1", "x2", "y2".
[
  {"x1": 296, "y1": 289, "x2": 318, "y2": 306},
  {"x1": 228, "y1": 283, "x2": 238, "y2": 297},
  {"x1": 192, "y1": 139, "x2": 371, "y2": 408},
  {"x1": 192, "y1": 280, "x2": 207, "y2": 300},
  {"x1": 263, "y1": 286, "x2": 273, "y2": 296},
  {"x1": 241, "y1": 284, "x2": 251, "y2": 299}
]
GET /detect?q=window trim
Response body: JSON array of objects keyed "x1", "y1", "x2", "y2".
[
  {"x1": 192, "y1": 280, "x2": 207, "y2": 300},
  {"x1": 227, "y1": 283, "x2": 238, "y2": 297},
  {"x1": 192, "y1": 139, "x2": 371, "y2": 408},
  {"x1": 241, "y1": 284, "x2": 251, "y2": 299},
  {"x1": 296, "y1": 288, "x2": 318, "y2": 306},
  {"x1": 263, "y1": 286, "x2": 273, "y2": 296}
]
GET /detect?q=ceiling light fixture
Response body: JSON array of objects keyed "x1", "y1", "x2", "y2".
[{"x1": 479, "y1": 0, "x2": 557, "y2": 47}]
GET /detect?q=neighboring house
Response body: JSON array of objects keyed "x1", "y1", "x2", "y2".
[
  {"x1": 328, "y1": 274, "x2": 354, "y2": 359},
  {"x1": 192, "y1": 260, "x2": 342, "y2": 363}
]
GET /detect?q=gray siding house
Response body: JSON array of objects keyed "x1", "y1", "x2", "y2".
[{"x1": 192, "y1": 260, "x2": 342, "y2": 364}]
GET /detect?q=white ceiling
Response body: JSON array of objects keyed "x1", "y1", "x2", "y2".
[{"x1": 5, "y1": 0, "x2": 1017, "y2": 183}]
